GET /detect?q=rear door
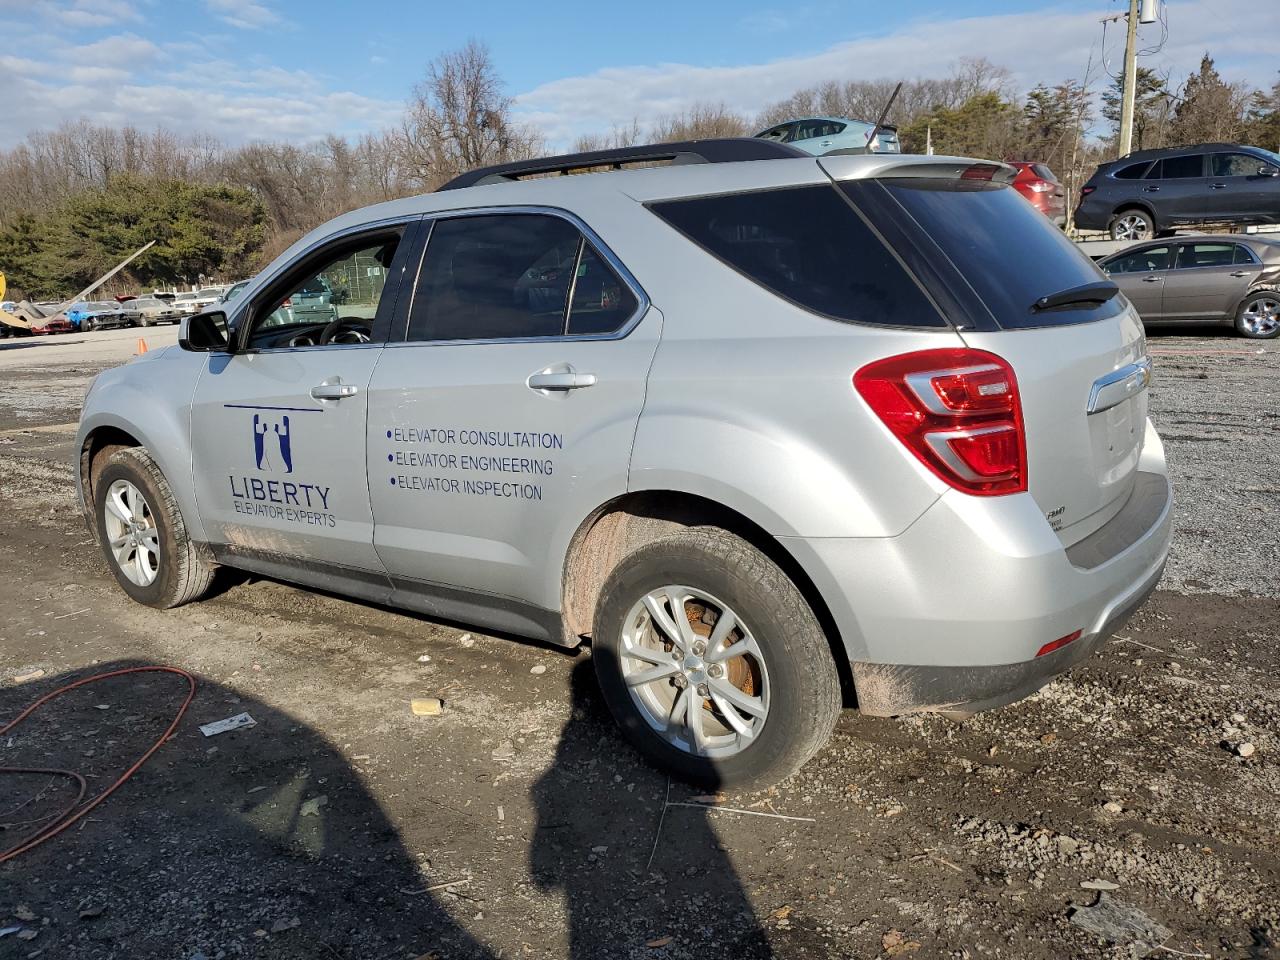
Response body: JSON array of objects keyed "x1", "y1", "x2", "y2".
[
  {"x1": 1100, "y1": 243, "x2": 1174, "y2": 320},
  {"x1": 838, "y1": 173, "x2": 1151, "y2": 545},
  {"x1": 1146, "y1": 154, "x2": 1209, "y2": 222},
  {"x1": 366, "y1": 209, "x2": 660, "y2": 613},
  {"x1": 1160, "y1": 241, "x2": 1260, "y2": 321}
]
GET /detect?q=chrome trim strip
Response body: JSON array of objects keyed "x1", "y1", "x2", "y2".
[
  {"x1": 1087, "y1": 357, "x2": 1152, "y2": 416},
  {"x1": 922, "y1": 424, "x2": 1018, "y2": 482},
  {"x1": 904, "y1": 364, "x2": 1003, "y2": 416}
]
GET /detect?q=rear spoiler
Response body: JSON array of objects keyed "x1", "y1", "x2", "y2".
[{"x1": 819, "y1": 154, "x2": 1018, "y2": 185}]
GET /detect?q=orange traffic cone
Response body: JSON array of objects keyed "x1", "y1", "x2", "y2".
[{"x1": 136, "y1": 338, "x2": 148, "y2": 355}]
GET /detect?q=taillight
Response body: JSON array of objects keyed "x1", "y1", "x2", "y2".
[
  {"x1": 854, "y1": 349, "x2": 1027, "y2": 496},
  {"x1": 282, "y1": 297, "x2": 292, "y2": 307},
  {"x1": 961, "y1": 163, "x2": 1002, "y2": 181},
  {"x1": 1028, "y1": 180, "x2": 1055, "y2": 193},
  {"x1": 1081, "y1": 185, "x2": 1096, "y2": 196}
]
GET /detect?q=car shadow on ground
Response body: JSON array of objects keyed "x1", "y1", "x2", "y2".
[{"x1": 1, "y1": 658, "x2": 774, "y2": 959}]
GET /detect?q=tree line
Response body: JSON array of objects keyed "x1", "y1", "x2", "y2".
[{"x1": 0, "y1": 42, "x2": 1276, "y2": 301}]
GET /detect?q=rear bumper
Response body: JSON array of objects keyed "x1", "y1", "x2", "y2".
[{"x1": 781, "y1": 423, "x2": 1172, "y2": 716}]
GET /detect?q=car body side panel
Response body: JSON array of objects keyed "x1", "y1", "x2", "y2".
[{"x1": 75, "y1": 347, "x2": 208, "y2": 542}]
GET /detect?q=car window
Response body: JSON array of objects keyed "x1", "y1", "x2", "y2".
[
  {"x1": 247, "y1": 236, "x2": 400, "y2": 350},
  {"x1": 1177, "y1": 243, "x2": 1236, "y2": 269},
  {"x1": 649, "y1": 185, "x2": 946, "y2": 328},
  {"x1": 408, "y1": 213, "x2": 636, "y2": 342},
  {"x1": 756, "y1": 123, "x2": 793, "y2": 143},
  {"x1": 1161, "y1": 155, "x2": 1203, "y2": 179},
  {"x1": 1211, "y1": 153, "x2": 1262, "y2": 177},
  {"x1": 566, "y1": 245, "x2": 639, "y2": 336},
  {"x1": 1105, "y1": 246, "x2": 1172, "y2": 273},
  {"x1": 1142, "y1": 161, "x2": 1163, "y2": 180},
  {"x1": 1115, "y1": 162, "x2": 1150, "y2": 179},
  {"x1": 1234, "y1": 245, "x2": 1259, "y2": 265},
  {"x1": 794, "y1": 120, "x2": 841, "y2": 140}
]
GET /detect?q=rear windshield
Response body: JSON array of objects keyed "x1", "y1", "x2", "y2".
[
  {"x1": 847, "y1": 178, "x2": 1119, "y2": 329},
  {"x1": 647, "y1": 185, "x2": 945, "y2": 328}
]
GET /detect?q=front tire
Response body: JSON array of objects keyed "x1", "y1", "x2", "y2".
[
  {"x1": 592, "y1": 528, "x2": 840, "y2": 789},
  {"x1": 1109, "y1": 208, "x2": 1154, "y2": 241},
  {"x1": 94, "y1": 447, "x2": 215, "y2": 608},
  {"x1": 1235, "y1": 287, "x2": 1280, "y2": 339}
]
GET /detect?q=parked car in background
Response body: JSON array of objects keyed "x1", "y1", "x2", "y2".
[
  {"x1": 122, "y1": 296, "x2": 183, "y2": 327},
  {"x1": 191, "y1": 286, "x2": 228, "y2": 310},
  {"x1": 66, "y1": 301, "x2": 127, "y2": 332},
  {"x1": 1099, "y1": 235, "x2": 1280, "y2": 338},
  {"x1": 1076, "y1": 142, "x2": 1280, "y2": 240},
  {"x1": 1010, "y1": 162, "x2": 1066, "y2": 226},
  {"x1": 31, "y1": 312, "x2": 75, "y2": 335},
  {"x1": 172, "y1": 292, "x2": 201, "y2": 314},
  {"x1": 754, "y1": 116, "x2": 900, "y2": 155}
]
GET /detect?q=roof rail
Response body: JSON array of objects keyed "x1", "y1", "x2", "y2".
[{"x1": 436, "y1": 138, "x2": 809, "y2": 192}]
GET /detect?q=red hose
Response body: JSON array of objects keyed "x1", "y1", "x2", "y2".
[{"x1": 0, "y1": 665, "x2": 196, "y2": 862}]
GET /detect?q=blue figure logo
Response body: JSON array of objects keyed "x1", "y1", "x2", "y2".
[{"x1": 253, "y1": 414, "x2": 294, "y2": 474}]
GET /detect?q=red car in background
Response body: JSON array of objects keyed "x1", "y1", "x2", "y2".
[
  {"x1": 30, "y1": 313, "x2": 75, "y2": 335},
  {"x1": 1010, "y1": 162, "x2": 1066, "y2": 227}
]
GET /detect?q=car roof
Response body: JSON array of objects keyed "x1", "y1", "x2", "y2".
[{"x1": 1115, "y1": 142, "x2": 1260, "y2": 163}]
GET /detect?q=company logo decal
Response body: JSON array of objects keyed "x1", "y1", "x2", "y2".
[{"x1": 253, "y1": 413, "x2": 294, "y2": 473}]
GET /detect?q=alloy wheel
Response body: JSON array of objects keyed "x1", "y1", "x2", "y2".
[
  {"x1": 1241, "y1": 297, "x2": 1280, "y2": 337},
  {"x1": 619, "y1": 586, "x2": 770, "y2": 758},
  {"x1": 103, "y1": 479, "x2": 160, "y2": 586},
  {"x1": 1112, "y1": 214, "x2": 1150, "y2": 241}
]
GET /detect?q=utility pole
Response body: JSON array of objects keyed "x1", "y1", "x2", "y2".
[{"x1": 1117, "y1": 0, "x2": 1140, "y2": 157}]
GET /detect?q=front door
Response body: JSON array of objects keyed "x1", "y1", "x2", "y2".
[
  {"x1": 367, "y1": 210, "x2": 660, "y2": 613},
  {"x1": 1208, "y1": 152, "x2": 1280, "y2": 220},
  {"x1": 190, "y1": 223, "x2": 416, "y2": 572},
  {"x1": 1103, "y1": 243, "x2": 1173, "y2": 320}
]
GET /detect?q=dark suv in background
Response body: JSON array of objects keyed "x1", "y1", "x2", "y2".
[{"x1": 1075, "y1": 142, "x2": 1280, "y2": 240}]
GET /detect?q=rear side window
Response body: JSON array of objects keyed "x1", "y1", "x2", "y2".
[
  {"x1": 407, "y1": 214, "x2": 638, "y2": 342},
  {"x1": 1114, "y1": 162, "x2": 1150, "y2": 179},
  {"x1": 1234, "y1": 245, "x2": 1258, "y2": 265},
  {"x1": 1032, "y1": 164, "x2": 1057, "y2": 182},
  {"x1": 648, "y1": 186, "x2": 946, "y2": 328},
  {"x1": 1178, "y1": 243, "x2": 1235, "y2": 268},
  {"x1": 1161, "y1": 155, "x2": 1203, "y2": 179},
  {"x1": 856, "y1": 178, "x2": 1117, "y2": 329}
]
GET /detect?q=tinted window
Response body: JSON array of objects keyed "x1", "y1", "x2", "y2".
[
  {"x1": 867, "y1": 179, "x2": 1116, "y2": 329},
  {"x1": 1234, "y1": 245, "x2": 1259, "y2": 265},
  {"x1": 1115, "y1": 162, "x2": 1150, "y2": 179},
  {"x1": 1032, "y1": 164, "x2": 1057, "y2": 182},
  {"x1": 408, "y1": 214, "x2": 591, "y2": 342},
  {"x1": 1178, "y1": 243, "x2": 1236, "y2": 268},
  {"x1": 1212, "y1": 153, "x2": 1261, "y2": 177},
  {"x1": 756, "y1": 124, "x2": 793, "y2": 143},
  {"x1": 1162, "y1": 154, "x2": 1203, "y2": 179},
  {"x1": 567, "y1": 245, "x2": 638, "y2": 335},
  {"x1": 1105, "y1": 246, "x2": 1172, "y2": 273},
  {"x1": 649, "y1": 185, "x2": 945, "y2": 328},
  {"x1": 1142, "y1": 161, "x2": 1163, "y2": 180}
]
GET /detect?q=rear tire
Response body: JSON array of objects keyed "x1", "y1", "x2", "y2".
[
  {"x1": 1235, "y1": 286, "x2": 1280, "y2": 339},
  {"x1": 592, "y1": 528, "x2": 841, "y2": 789},
  {"x1": 1109, "y1": 208, "x2": 1154, "y2": 241},
  {"x1": 94, "y1": 447, "x2": 215, "y2": 609}
]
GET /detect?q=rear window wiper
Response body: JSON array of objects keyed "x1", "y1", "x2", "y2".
[{"x1": 1031, "y1": 280, "x2": 1119, "y2": 313}]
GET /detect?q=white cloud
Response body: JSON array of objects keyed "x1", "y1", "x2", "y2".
[
  {"x1": 55, "y1": 0, "x2": 142, "y2": 27},
  {"x1": 205, "y1": 0, "x2": 280, "y2": 30},
  {"x1": 515, "y1": 0, "x2": 1280, "y2": 148}
]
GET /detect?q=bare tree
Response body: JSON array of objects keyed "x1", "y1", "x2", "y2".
[{"x1": 399, "y1": 40, "x2": 541, "y2": 189}]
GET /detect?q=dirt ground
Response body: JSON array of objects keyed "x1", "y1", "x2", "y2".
[{"x1": 0, "y1": 328, "x2": 1277, "y2": 960}]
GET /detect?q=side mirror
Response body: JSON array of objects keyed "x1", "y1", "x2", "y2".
[
  {"x1": 178, "y1": 311, "x2": 231, "y2": 352},
  {"x1": 1260, "y1": 164, "x2": 1278, "y2": 177}
]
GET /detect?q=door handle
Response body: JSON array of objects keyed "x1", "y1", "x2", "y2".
[
  {"x1": 1142, "y1": 185, "x2": 1160, "y2": 192},
  {"x1": 527, "y1": 372, "x2": 597, "y2": 391},
  {"x1": 1142, "y1": 276, "x2": 1163, "y2": 283},
  {"x1": 1211, "y1": 182, "x2": 1227, "y2": 189},
  {"x1": 311, "y1": 383, "x2": 358, "y2": 400},
  {"x1": 1230, "y1": 270, "x2": 1250, "y2": 277}
]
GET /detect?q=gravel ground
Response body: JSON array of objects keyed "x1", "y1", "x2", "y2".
[{"x1": 0, "y1": 328, "x2": 1277, "y2": 960}]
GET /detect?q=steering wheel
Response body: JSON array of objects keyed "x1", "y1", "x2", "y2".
[{"x1": 318, "y1": 316, "x2": 372, "y2": 345}]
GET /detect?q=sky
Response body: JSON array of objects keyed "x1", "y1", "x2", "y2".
[{"x1": 1, "y1": 0, "x2": 1277, "y2": 151}]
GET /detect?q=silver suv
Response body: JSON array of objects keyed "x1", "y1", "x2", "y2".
[{"x1": 75, "y1": 140, "x2": 1172, "y2": 788}]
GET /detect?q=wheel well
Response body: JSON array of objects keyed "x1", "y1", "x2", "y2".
[
  {"x1": 1113, "y1": 203, "x2": 1156, "y2": 223},
  {"x1": 562, "y1": 491, "x2": 856, "y2": 705},
  {"x1": 80, "y1": 426, "x2": 141, "y2": 523}
]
